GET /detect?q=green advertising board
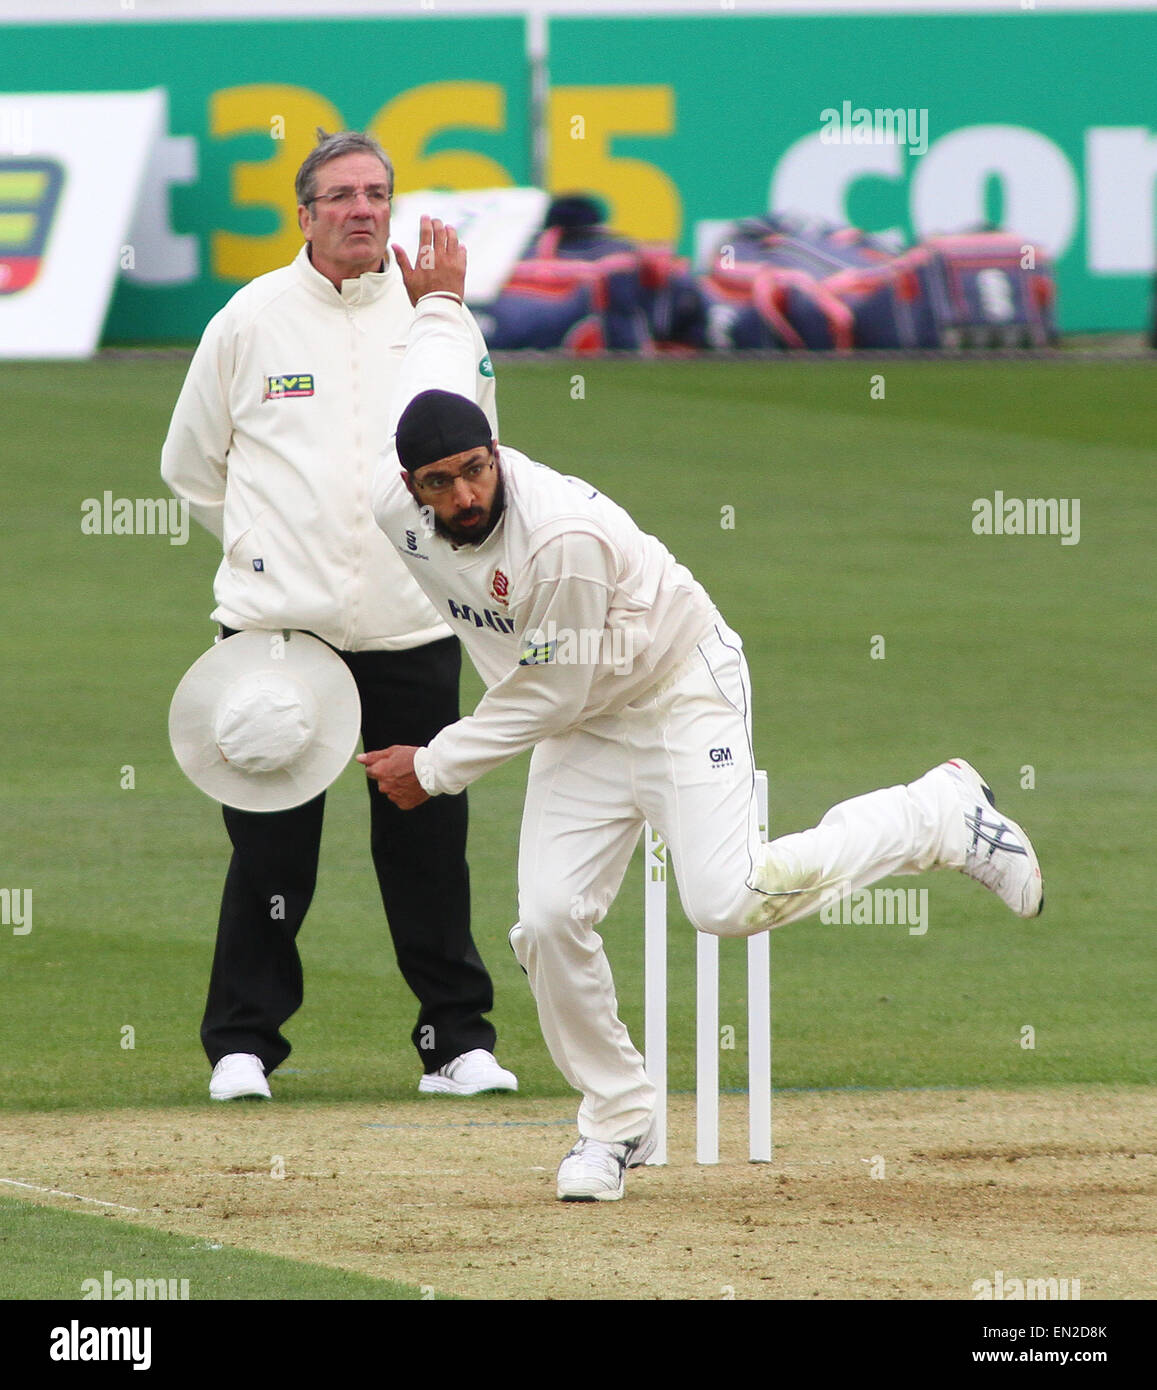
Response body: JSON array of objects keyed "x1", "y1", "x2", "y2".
[
  {"x1": 547, "y1": 10, "x2": 1157, "y2": 334},
  {"x1": 0, "y1": 9, "x2": 1153, "y2": 337},
  {"x1": 0, "y1": 16, "x2": 530, "y2": 339}
]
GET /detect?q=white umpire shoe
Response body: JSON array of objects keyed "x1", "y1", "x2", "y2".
[
  {"x1": 556, "y1": 1123, "x2": 658, "y2": 1202},
  {"x1": 209, "y1": 1053, "x2": 272, "y2": 1102},
  {"x1": 417, "y1": 1049, "x2": 518, "y2": 1096},
  {"x1": 940, "y1": 758, "x2": 1044, "y2": 918}
]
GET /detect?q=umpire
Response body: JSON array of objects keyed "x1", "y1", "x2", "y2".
[{"x1": 161, "y1": 129, "x2": 516, "y2": 1102}]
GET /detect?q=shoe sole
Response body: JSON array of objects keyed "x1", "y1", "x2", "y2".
[
  {"x1": 947, "y1": 759, "x2": 1044, "y2": 918},
  {"x1": 210, "y1": 1091, "x2": 271, "y2": 1102},
  {"x1": 557, "y1": 1187, "x2": 623, "y2": 1202}
]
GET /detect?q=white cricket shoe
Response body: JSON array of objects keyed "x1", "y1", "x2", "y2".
[
  {"x1": 556, "y1": 1124, "x2": 658, "y2": 1202},
  {"x1": 940, "y1": 758, "x2": 1044, "y2": 918},
  {"x1": 417, "y1": 1049, "x2": 518, "y2": 1096},
  {"x1": 209, "y1": 1053, "x2": 272, "y2": 1101}
]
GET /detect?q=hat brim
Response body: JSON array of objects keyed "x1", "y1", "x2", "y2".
[{"x1": 169, "y1": 631, "x2": 362, "y2": 812}]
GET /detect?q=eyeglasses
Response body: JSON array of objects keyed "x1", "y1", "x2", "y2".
[
  {"x1": 310, "y1": 186, "x2": 392, "y2": 209},
  {"x1": 413, "y1": 457, "x2": 494, "y2": 495}
]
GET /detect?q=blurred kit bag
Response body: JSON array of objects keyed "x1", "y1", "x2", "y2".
[
  {"x1": 476, "y1": 195, "x2": 711, "y2": 353},
  {"x1": 699, "y1": 215, "x2": 1056, "y2": 350},
  {"x1": 478, "y1": 196, "x2": 653, "y2": 352},
  {"x1": 699, "y1": 214, "x2": 895, "y2": 349},
  {"x1": 912, "y1": 232, "x2": 1057, "y2": 347}
]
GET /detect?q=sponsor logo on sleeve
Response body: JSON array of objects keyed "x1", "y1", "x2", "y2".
[{"x1": 519, "y1": 638, "x2": 557, "y2": 666}]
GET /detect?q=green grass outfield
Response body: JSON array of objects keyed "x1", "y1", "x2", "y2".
[{"x1": 1, "y1": 356, "x2": 1152, "y2": 1121}]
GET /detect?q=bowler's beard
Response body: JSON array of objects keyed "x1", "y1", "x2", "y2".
[{"x1": 436, "y1": 470, "x2": 506, "y2": 546}]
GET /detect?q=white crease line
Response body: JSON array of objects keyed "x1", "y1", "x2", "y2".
[{"x1": 0, "y1": 1177, "x2": 140, "y2": 1212}]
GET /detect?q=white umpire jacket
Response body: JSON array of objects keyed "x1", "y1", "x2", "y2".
[{"x1": 161, "y1": 244, "x2": 497, "y2": 651}]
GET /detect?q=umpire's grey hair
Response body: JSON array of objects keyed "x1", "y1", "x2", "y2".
[{"x1": 295, "y1": 129, "x2": 395, "y2": 208}]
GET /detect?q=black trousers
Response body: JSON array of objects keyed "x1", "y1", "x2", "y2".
[{"x1": 200, "y1": 633, "x2": 497, "y2": 1075}]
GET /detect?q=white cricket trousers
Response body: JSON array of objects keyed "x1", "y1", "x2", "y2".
[{"x1": 508, "y1": 622, "x2": 967, "y2": 1144}]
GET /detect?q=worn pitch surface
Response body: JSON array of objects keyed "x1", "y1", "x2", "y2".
[{"x1": 0, "y1": 1086, "x2": 1151, "y2": 1301}]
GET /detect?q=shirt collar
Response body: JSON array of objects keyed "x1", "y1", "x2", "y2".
[{"x1": 294, "y1": 243, "x2": 399, "y2": 306}]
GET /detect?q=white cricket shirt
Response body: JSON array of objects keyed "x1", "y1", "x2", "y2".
[{"x1": 371, "y1": 297, "x2": 718, "y2": 796}]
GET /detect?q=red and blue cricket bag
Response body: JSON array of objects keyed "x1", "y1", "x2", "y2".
[
  {"x1": 827, "y1": 232, "x2": 1056, "y2": 348},
  {"x1": 823, "y1": 248, "x2": 942, "y2": 349},
  {"x1": 477, "y1": 197, "x2": 653, "y2": 352},
  {"x1": 699, "y1": 261, "x2": 856, "y2": 350},
  {"x1": 722, "y1": 213, "x2": 895, "y2": 278},
  {"x1": 637, "y1": 243, "x2": 708, "y2": 351},
  {"x1": 918, "y1": 232, "x2": 1057, "y2": 347},
  {"x1": 700, "y1": 215, "x2": 1055, "y2": 350},
  {"x1": 699, "y1": 215, "x2": 895, "y2": 349}
]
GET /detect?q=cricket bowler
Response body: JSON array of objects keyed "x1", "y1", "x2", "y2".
[{"x1": 361, "y1": 218, "x2": 1044, "y2": 1202}]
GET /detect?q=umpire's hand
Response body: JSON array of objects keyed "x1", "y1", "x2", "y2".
[
  {"x1": 357, "y1": 745, "x2": 430, "y2": 809},
  {"x1": 393, "y1": 214, "x2": 467, "y2": 307}
]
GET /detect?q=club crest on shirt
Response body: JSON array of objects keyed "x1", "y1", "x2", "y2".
[
  {"x1": 489, "y1": 568, "x2": 510, "y2": 607},
  {"x1": 262, "y1": 373, "x2": 315, "y2": 402}
]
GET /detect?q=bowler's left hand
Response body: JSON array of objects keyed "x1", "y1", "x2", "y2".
[{"x1": 357, "y1": 745, "x2": 430, "y2": 809}]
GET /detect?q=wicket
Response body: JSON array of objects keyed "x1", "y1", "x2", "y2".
[{"x1": 643, "y1": 770, "x2": 772, "y2": 1165}]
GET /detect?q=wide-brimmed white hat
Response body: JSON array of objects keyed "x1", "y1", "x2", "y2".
[{"x1": 169, "y1": 630, "x2": 361, "y2": 812}]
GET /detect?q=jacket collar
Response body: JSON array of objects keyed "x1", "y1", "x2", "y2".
[{"x1": 294, "y1": 243, "x2": 400, "y2": 307}]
